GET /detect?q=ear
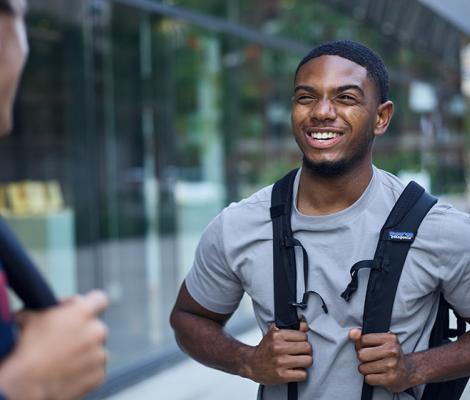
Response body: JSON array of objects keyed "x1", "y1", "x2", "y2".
[{"x1": 374, "y1": 101, "x2": 394, "y2": 137}]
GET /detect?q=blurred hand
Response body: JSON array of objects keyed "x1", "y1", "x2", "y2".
[
  {"x1": 349, "y1": 328, "x2": 414, "y2": 393},
  {"x1": 0, "y1": 290, "x2": 109, "y2": 400},
  {"x1": 244, "y1": 321, "x2": 312, "y2": 385}
]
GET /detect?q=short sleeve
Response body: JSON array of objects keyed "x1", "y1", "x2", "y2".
[
  {"x1": 437, "y1": 209, "x2": 470, "y2": 318},
  {"x1": 185, "y1": 212, "x2": 244, "y2": 315}
]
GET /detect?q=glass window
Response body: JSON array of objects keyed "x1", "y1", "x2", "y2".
[{"x1": 1, "y1": 0, "x2": 466, "y2": 393}]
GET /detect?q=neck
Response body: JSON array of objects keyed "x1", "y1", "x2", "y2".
[{"x1": 297, "y1": 161, "x2": 373, "y2": 216}]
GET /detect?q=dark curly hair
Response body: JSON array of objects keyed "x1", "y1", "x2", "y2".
[{"x1": 295, "y1": 40, "x2": 390, "y2": 104}]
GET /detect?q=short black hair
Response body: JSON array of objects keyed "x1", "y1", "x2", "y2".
[
  {"x1": 0, "y1": 0, "x2": 15, "y2": 15},
  {"x1": 295, "y1": 40, "x2": 389, "y2": 103}
]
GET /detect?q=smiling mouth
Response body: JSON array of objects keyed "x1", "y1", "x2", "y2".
[{"x1": 307, "y1": 131, "x2": 343, "y2": 140}]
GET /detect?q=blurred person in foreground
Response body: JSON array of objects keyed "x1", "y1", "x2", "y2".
[
  {"x1": 0, "y1": 1, "x2": 109, "y2": 399},
  {"x1": 170, "y1": 39, "x2": 470, "y2": 399}
]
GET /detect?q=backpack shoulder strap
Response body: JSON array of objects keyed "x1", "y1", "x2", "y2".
[
  {"x1": 270, "y1": 168, "x2": 300, "y2": 330},
  {"x1": 270, "y1": 168, "x2": 300, "y2": 400},
  {"x1": 361, "y1": 181, "x2": 438, "y2": 400}
]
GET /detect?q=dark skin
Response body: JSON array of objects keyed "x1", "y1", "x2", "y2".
[
  {"x1": 291, "y1": 55, "x2": 393, "y2": 215},
  {"x1": 349, "y1": 327, "x2": 470, "y2": 392},
  {"x1": 171, "y1": 55, "x2": 470, "y2": 391},
  {"x1": 170, "y1": 283, "x2": 312, "y2": 385}
]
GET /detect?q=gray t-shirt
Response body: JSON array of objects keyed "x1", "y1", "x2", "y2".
[{"x1": 186, "y1": 167, "x2": 470, "y2": 400}]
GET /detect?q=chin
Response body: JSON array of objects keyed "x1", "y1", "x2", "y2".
[{"x1": 303, "y1": 156, "x2": 349, "y2": 177}]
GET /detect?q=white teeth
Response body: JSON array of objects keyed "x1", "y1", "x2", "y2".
[{"x1": 310, "y1": 131, "x2": 339, "y2": 140}]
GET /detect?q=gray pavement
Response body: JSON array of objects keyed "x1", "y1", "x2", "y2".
[
  {"x1": 106, "y1": 329, "x2": 262, "y2": 400},
  {"x1": 106, "y1": 327, "x2": 470, "y2": 400}
]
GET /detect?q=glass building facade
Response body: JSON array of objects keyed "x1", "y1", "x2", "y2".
[{"x1": 0, "y1": 0, "x2": 468, "y2": 397}]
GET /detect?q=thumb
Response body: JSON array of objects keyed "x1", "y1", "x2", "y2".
[
  {"x1": 81, "y1": 290, "x2": 109, "y2": 315},
  {"x1": 269, "y1": 322, "x2": 279, "y2": 331},
  {"x1": 299, "y1": 321, "x2": 309, "y2": 333},
  {"x1": 348, "y1": 328, "x2": 362, "y2": 342}
]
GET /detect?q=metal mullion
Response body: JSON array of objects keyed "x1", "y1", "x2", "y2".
[{"x1": 112, "y1": 0, "x2": 310, "y2": 54}]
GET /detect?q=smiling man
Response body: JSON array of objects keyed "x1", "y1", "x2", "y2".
[{"x1": 170, "y1": 40, "x2": 470, "y2": 399}]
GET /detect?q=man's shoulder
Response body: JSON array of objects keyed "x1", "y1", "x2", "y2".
[
  {"x1": 375, "y1": 167, "x2": 470, "y2": 225},
  {"x1": 223, "y1": 183, "x2": 273, "y2": 218},
  {"x1": 208, "y1": 183, "x2": 275, "y2": 249},
  {"x1": 200, "y1": 183, "x2": 274, "y2": 237},
  {"x1": 423, "y1": 200, "x2": 470, "y2": 238},
  {"x1": 373, "y1": 167, "x2": 406, "y2": 200}
]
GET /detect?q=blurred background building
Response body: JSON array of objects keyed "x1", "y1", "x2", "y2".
[{"x1": 0, "y1": 0, "x2": 469, "y2": 398}]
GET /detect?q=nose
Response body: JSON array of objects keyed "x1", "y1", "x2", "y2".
[{"x1": 309, "y1": 98, "x2": 336, "y2": 121}]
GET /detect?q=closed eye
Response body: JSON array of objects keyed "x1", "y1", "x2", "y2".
[
  {"x1": 294, "y1": 95, "x2": 316, "y2": 105},
  {"x1": 337, "y1": 94, "x2": 358, "y2": 104}
]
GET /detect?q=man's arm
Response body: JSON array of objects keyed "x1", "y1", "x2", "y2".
[
  {"x1": 170, "y1": 281, "x2": 313, "y2": 385},
  {"x1": 349, "y1": 322, "x2": 470, "y2": 392},
  {"x1": 0, "y1": 290, "x2": 108, "y2": 400}
]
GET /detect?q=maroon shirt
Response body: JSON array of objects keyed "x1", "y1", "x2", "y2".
[{"x1": 0, "y1": 262, "x2": 16, "y2": 358}]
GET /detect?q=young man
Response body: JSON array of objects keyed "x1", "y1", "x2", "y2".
[
  {"x1": 0, "y1": 1, "x2": 109, "y2": 399},
  {"x1": 170, "y1": 40, "x2": 470, "y2": 399}
]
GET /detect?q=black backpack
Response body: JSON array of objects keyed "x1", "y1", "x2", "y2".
[{"x1": 267, "y1": 169, "x2": 468, "y2": 400}]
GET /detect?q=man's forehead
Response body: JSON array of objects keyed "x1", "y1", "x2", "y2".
[{"x1": 296, "y1": 55, "x2": 369, "y2": 86}]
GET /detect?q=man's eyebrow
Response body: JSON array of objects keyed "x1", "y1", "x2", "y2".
[
  {"x1": 294, "y1": 85, "x2": 316, "y2": 93},
  {"x1": 336, "y1": 84, "x2": 365, "y2": 96},
  {"x1": 294, "y1": 84, "x2": 365, "y2": 96}
]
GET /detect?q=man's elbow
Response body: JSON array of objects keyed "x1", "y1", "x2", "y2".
[{"x1": 169, "y1": 305, "x2": 182, "y2": 333}]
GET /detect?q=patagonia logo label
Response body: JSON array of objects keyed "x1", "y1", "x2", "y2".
[{"x1": 388, "y1": 231, "x2": 415, "y2": 241}]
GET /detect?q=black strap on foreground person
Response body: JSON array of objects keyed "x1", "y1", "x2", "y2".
[{"x1": 0, "y1": 217, "x2": 57, "y2": 309}]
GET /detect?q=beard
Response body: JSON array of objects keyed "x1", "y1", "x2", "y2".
[
  {"x1": 301, "y1": 133, "x2": 374, "y2": 178},
  {"x1": 302, "y1": 155, "x2": 352, "y2": 177}
]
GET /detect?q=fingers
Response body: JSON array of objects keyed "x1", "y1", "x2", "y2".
[
  {"x1": 349, "y1": 329, "x2": 398, "y2": 350},
  {"x1": 349, "y1": 329, "x2": 409, "y2": 392},
  {"x1": 358, "y1": 357, "x2": 399, "y2": 376},
  {"x1": 359, "y1": 332, "x2": 398, "y2": 347},
  {"x1": 90, "y1": 318, "x2": 109, "y2": 343},
  {"x1": 282, "y1": 367, "x2": 309, "y2": 383},
  {"x1": 252, "y1": 321, "x2": 312, "y2": 385},
  {"x1": 270, "y1": 320, "x2": 307, "y2": 333},
  {"x1": 363, "y1": 373, "x2": 388, "y2": 387},
  {"x1": 273, "y1": 330, "x2": 309, "y2": 344},
  {"x1": 67, "y1": 347, "x2": 108, "y2": 399},
  {"x1": 270, "y1": 323, "x2": 309, "y2": 342},
  {"x1": 349, "y1": 330, "x2": 400, "y2": 362},
  {"x1": 81, "y1": 290, "x2": 109, "y2": 315},
  {"x1": 270, "y1": 339, "x2": 312, "y2": 356},
  {"x1": 280, "y1": 354, "x2": 313, "y2": 369},
  {"x1": 287, "y1": 341, "x2": 312, "y2": 356},
  {"x1": 60, "y1": 295, "x2": 80, "y2": 306},
  {"x1": 357, "y1": 341, "x2": 400, "y2": 363}
]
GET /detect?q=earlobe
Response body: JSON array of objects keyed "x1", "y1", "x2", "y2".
[{"x1": 374, "y1": 101, "x2": 394, "y2": 137}]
